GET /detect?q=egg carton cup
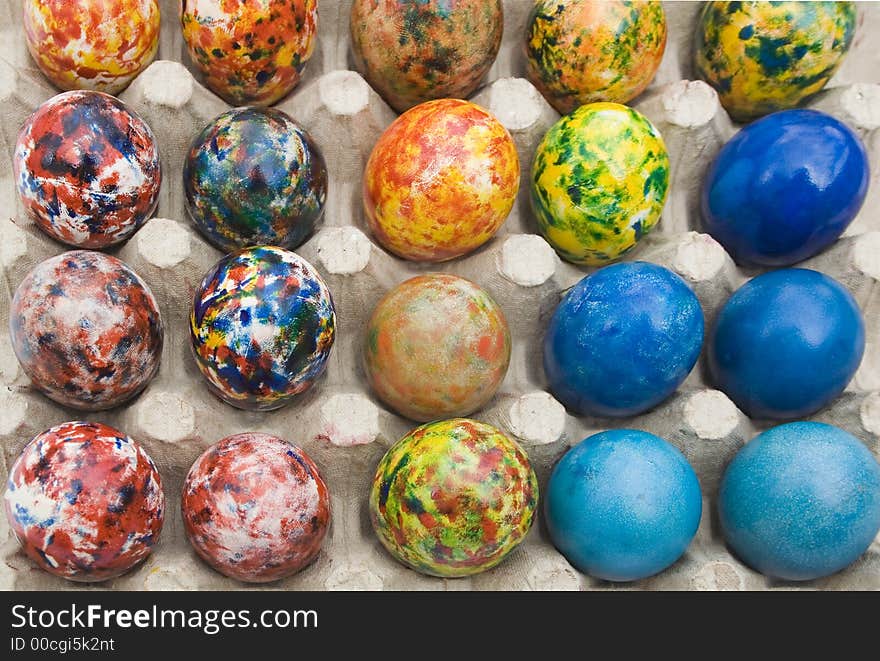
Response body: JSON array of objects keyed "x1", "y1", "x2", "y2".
[{"x1": 1, "y1": 0, "x2": 879, "y2": 591}]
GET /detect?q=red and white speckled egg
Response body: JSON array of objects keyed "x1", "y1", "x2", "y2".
[
  {"x1": 181, "y1": 433, "x2": 331, "y2": 583},
  {"x1": 10, "y1": 251, "x2": 164, "y2": 411},
  {"x1": 3, "y1": 421, "x2": 165, "y2": 582},
  {"x1": 23, "y1": 0, "x2": 160, "y2": 94}
]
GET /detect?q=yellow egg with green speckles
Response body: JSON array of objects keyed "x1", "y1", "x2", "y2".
[
  {"x1": 695, "y1": 1, "x2": 857, "y2": 122},
  {"x1": 530, "y1": 102, "x2": 669, "y2": 266}
]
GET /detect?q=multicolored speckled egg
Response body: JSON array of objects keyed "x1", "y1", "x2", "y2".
[
  {"x1": 531, "y1": 102, "x2": 669, "y2": 265},
  {"x1": 10, "y1": 251, "x2": 163, "y2": 411},
  {"x1": 4, "y1": 421, "x2": 164, "y2": 582},
  {"x1": 181, "y1": 433, "x2": 330, "y2": 583},
  {"x1": 184, "y1": 108, "x2": 327, "y2": 252},
  {"x1": 190, "y1": 246, "x2": 335, "y2": 411},
  {"x1": 364, "y1": 99, "x2": 519, "y2": 262},
  {"x1": 14, "y1": 91, "x2": 161, "y2": 249},
  {"x1": 180, "y1": 0, "x2": 317, "y2": 106},
  {"x1": 363, "y1": 274, "x2": 510, "y2": 421},
  {"x1": 695, "y1": 1, "x2": 857, "y2": 121},
  {"x1": 370, "y1": 418, "x2": 538, "y2": 577},
  {"x1": 23, "y1": 0, "x2": 160, "y2": 94},
  {"x1": 350, "y1": 0, "x2": 503, "y2": 113},
  {"x1": 525, "y1": 0, "x2": 667, "y2": 114}
]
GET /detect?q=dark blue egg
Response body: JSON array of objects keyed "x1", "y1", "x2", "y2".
[
  {"x1": 543, "y1": 261, "x2": 704, "y2": 417},
  {"x1": 701, "y1": 109, "x2": 869, "y2": 267},
  {"x1": 709, "y1": 268, "x2": 864, "y2": 419},
  {"x1": 719, "y1": 422, "x2": 880, "y2": 581},
  {"x1": 546, "y1": 429, "x2": 702, "y2": 581}
]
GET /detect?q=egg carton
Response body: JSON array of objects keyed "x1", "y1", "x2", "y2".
[{"x1": 0, "y1": 0, "x2": 879, "y2": 592}]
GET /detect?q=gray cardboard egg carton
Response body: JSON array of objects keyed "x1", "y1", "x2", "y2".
[{"x1": 0, "y1": 0, "x2": 879, "y2": 591}]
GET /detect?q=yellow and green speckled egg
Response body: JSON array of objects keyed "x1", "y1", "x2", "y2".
[
  {"x1": 370, "y1": 418, "x2": 538, "y2": 578},
  {"x1": 180, "y1": 0, "x2": 317, "y2": 106},
  {"x1": 525, "y1": 0, "x2": 667, "y2": 115},
  {"x1": 23, "y1": 0, "x2": 160, "y2": 94},
  {"x1": 364, "y1": 98, "x2": 519, "y2": 262},
  {"x1": 531, "y1": 102, "x2": 669, "y2": 265},
  {"x1": 350, "y1": 0, "x2": 503, "y2": 113},
  {"x1": 695, "y1": 1, "x2": 857, "y2": 122}
]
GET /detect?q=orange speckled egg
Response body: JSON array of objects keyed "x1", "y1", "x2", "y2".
[
  {"x1": 363, "y1": 274, "x2": 511, "y2": 421},
  {"x1": 350, "y1": 0, "x2": 503, "y2": 113},
  {"x1": 180, "y1": 0, "x2": 317, "y2": 106},
  {"x1": 525, "y1": 0, "x2": 667, "y2": 114},
  {"x1": 23, "y1": 0, "x2": 160, "y2": 94},
  {"x1": 363, "y1": 99, "x2": 519, "y2": 262}
]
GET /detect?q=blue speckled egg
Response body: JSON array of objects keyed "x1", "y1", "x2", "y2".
[
  {"x1": 546, "y1": 429, "x2": 702, "y2": 582},
  {"x1": 543, "y1": 261, "x2": 704, "y2": 417},
  {"x1": 719, "y1": 422, "x2": 880, "y2": 581},
  {"x1": 190, "y1": 246, "x2": 336, "y2": 411},
  {"x1": 184, "y1": 107, "x2": 327, "y2": 253},
  {"x1": 702, "y1": 109, "x2": 869, "y2": 267},
  {"x1": 709, "y1": 268, "x2": 864, "y2": 420}
]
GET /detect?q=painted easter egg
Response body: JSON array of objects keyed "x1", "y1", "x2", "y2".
[
  {"x1": 180, "y1": 0, "x2": 317, "y2": 106},
  {"x1": 531, "y1": 102, "x2": 669, "y2": 265},
  {"x1": 184, "y1": 108, "x2": 327, "y2": 253},
  {"x1": 525, "y1": 0, "x2": 667, "y2": 114},
  {"x1": 363, "y1": 274, "x2": 510, "y2": 421},
  {"x1": 190, "y1": 246, "x2": 335, "y2": 411},
  {"x1": 709, "y1": 269, "x2": 864, "y2": 420},
  {"x1": 719, "y1": 422, "x2": 880, "y2": 580},
  {"x1": 350, "y1": 0, "x2": 503, "y2": 113},
  {"x1": 4, "y1": 421, "x2": 164, "y2": 582},
  {"x1": 370, "y1": 418, "x2": 538, "y2": 577},
  {"x1": 702, "y1": 109, "x2": 869, "y2": 267},
  {"x1": 544, "y1": 262, "x2": 703, "y2": 417},
  {"x1": 10, "y1": 251, "x2": 163, "y2": 411},
  {"x1": 182, "y1": 433, "x2": 330, "y2": 583},
  {"x1": 23, "y1": 0, "x2": 160, "y2": 94},
  {"x1": 363, "y1": 98, "x2": 519, "y2": 262},
  {"x1": 14, "y1": 91, "x2": 161, "y2": 249},
  {"x1": 546, "y1": 429, "x2": 702, "y2": 582},
  {"x1": 695, "y1": 1, "x2": 857, "y2": 121}
]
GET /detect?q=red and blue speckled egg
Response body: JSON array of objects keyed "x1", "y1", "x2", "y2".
[
  {"x1": 4, "y1": 421, "x2": 165, "y2": 582},
  {"x1": 184, "y1": 107, "x2": 327, "y2": 252},
  {"x1": 181, "y1": 0, "x2": 318, "y2": 106},
  {"x1": 181, "y1": 433, "x2": 330, "y2": 583},
  {"x1": 14, "y1": 91, "x2": 161, "y2": 249},
  {"x1": 10, "y1": 251, "x2": 164, "y2": 411},
  {"x1": 23, "y1": 0, "x2": 160, "y2": 94},
  {"x1": 190, "y1": 246, "x2": 336, "y2": 411},
  {"x1": 350, "y1": 0, "x2": 503, "y2": 113}
]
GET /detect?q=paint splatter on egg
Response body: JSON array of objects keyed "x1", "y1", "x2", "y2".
[
  {"x1": 184, "y1": 108, "x2": 327, "y2": 252},
  {"x1": 4, "y1": 421, "x2": 165, "y2": 582},
  {"x1": 23, "y1": 0, "x2": 160, "y2": 94},
  {"x1": 363, "y1": 274, "x2": 510, "y2": 421},
  {"x1": 181, "y1": 433, "x2": 330, "y2": 583},
  {"x1": 370, "y1": 418, "x2": 538, "y2": 577},
  {"x1": 363, "y1": 99, "x2": 519, "y2": 262},
  {"x1": 10, "y1": 251, "x2": 163, "y2": 411},
  {"x1": 531, "y1": 102, "x2": 668, "y2": 265},
  {"x1": 525, "y1": 0, "x2": 667, "y2": 114},
  {"x1": 350, "y1": 0, "x2": 503, "y2": 113},
  {"x1": 190, "y1": 246, "x2": 335, "y2": 411},
  {"x1": 180, "y1": 0, "x2": 318, "y2": 106},
  {"x1": 695, "y1": 1, "x2": 857, "y2": 121},
  {"x1": 13, "y1": 91, "x2": 161, "y2": 249}
]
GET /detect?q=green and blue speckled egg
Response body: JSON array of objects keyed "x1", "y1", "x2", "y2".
[
  {"x1": 695, "y1": 1, "x2": 857, "y2": 122},
  {"x1": 370, "y1": 418, "x2": 538, "y2": 578},
  {"x1": 525, "y1": 0, "x2": 667, "y2": 115},
  {"x1": 530, "y1": 102, "x2": 669, "y2": 266}
]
